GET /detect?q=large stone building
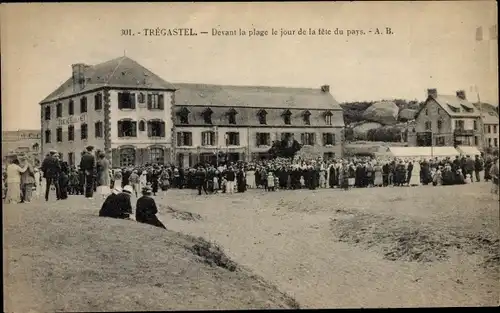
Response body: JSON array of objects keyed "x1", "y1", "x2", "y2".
[
  {"x1": 173, "y1": 83, "x2": 345, "y2": 168},
  {"x1": 39, "y1": 56, "x2": 175, "y2": 167},
  {"x1": 476, "y1": 103, "x2": 499, "y2": 149},
  {"x1": 408, "y1": 89, "x2": 483, "y2": 148},
  {"x1": 40, "y1": 56, "x2": 345, "y2": 168}
]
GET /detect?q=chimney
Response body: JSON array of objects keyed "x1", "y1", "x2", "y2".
[
  {"x1": 427, "y1": 88, "x2": 437, "y2": 98},
  {"x1": 456, "y1": 90, "x2": 466, "y2": 100},
  {"x1": 71, "y1": 63, "x2": 87, "y2": 92},
  {"x1": 321, "y1": 85, "x2": 330, "y2": 93}
]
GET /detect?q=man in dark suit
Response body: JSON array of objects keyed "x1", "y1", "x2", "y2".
[
  {"x1": 41, "y1": 150, "x2": 62, "y2": 201},
  {"x1": 79, "y1": 146, "x2": 96, "y2": 198}
]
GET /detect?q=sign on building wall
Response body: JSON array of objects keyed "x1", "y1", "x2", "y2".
[{"x1": 57, "y1": 114, "x2": 87, "y2": 128}]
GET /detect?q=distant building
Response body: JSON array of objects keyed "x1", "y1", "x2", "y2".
[
  {"x1": 408, "y1": 89, "x2": 483, "y2": 149},
  {"x1": 39, "y1": 56, "x2": 176, "y2": 167},
  {"x1": 2, "y1": 130, "x2": 41, "y2": 165},
  {"x1": 173, "y1": 83, "x2": 345, "y2": 168},
  {"x1": 475, "y1": 103, "x2": 499, "y2": 148}
]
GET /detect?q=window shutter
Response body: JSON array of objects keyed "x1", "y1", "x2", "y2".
[
  {"x1": 311, "y1": 133, "x2": 316, "y2": 145},
  {"x1": 300, "y1": 133, "x2": 305, "y2": 144},
  {"x1": 130, "y1": 93, "x2": 136, "y2": 109},
  {"x1": 112, "y1": 149, "x2": 120, "y2": 168},
  {"x1": 255, "y1": 133, "x2": 260, "y2": 146},
  {"x1": 117, "y1": 121, "x2": 123, "y2": 137},
  {"x1": 118, "y1": 93, "x2": 123, "y2": 109},
  {"x1": 177, "y1": 133, "x2": 182, "y2": 146},
  {"x1": 159, "y1": 94, "x2": 164, "y2": 110},
  {"x1": 131, "y1": 121, "x2": 137, "y2": 137},
  {"x1": 160, "y1": 121, "x2": 166, "y2": 137},
  {"x1": 236, "y1": 133, "x2": 240, "y2": 145},
  {"x1": 332, "y1": 134, "x2": 336, "y2": 145},
  {"x1": 266, "y1": 133, "x2": 271, "y2": 146},
  {"x1": 188, "y1": 133, "x2": 192, "y2": 146},
  {"x1": 322, "y1": 133, "x2": 327, "y2": 145},
  {"x1": 147, "y1": 94, "x2": 152, "y2": 109}
]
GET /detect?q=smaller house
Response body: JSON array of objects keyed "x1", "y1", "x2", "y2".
[
  {"x1": 408, "y1": 89, "x2": 483, "y2": 149},
  {"x1": 474, "y1": 102, "x2": 499, "y2": 149}
]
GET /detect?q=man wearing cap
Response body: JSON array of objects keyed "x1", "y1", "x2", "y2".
[
  {"x1": 80, "y1": 146, "x2": 96, "y2": 198},
  {"x1": 40, "y1": 150, "x2": 62, "y2": 201}
]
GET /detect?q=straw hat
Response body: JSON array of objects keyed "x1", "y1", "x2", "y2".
[
  {"x1": 112, "y1": 186, "x2": 122, "y2": 194},
  {"x1": 122, "y1": 185, "x2": 134, "y2": 194}
]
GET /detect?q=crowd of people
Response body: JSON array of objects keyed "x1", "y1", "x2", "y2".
[{"x1": 4, "y1": 148, "x2": 500, "y2": 206}]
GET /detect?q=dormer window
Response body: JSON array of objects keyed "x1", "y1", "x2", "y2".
[
  {"x1": 202, "y1": 108, "x2": 213, "y2": 124},
  {"x1": 447, "y1": 104, "x2": 460, "y2": 113},
  {"x1": 283, "y1": 109, "x2": 292, "y2": 125},
  {"x1": 178, "y1": 107, "x2": 190, "y2": 124},
  {"x1": 461, "y1": 104, "x2": 473, "y2": 113},
  {"x1": 324, "y1": 111, "x2": 333, "y2": 125},
  {"x1": 303, "y1": 110, "x2": 311, "y2": 125},
  {"x1": 257, "y1": 109, "x2": 267, "y2": 125},
  {"x1": 138, "y1": 93, "x2": 146, "y2": 103},
  {"x1": 227, "y1": 108, "x2": 237, "y2": 125}
]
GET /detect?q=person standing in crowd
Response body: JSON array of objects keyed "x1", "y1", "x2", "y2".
[
  {"x1": 34, "y1": 167, "x2": 42, "y2": 199},
  {"x1": 79, "y1": 146, "x2": 96, "y2": 199},
  {"x1": 195, "y1": 166, "x2": 208, "y2": 195},
  {"x1": 236, "y1": 167, "x2": 247, "y2": 193},
  {"x1": 58, "y1": 160, "x2": 70, "y2": 200},
  {"x1": 373, "y1": 162, "x2": 383, "y2": 187},
  {"x1": 96, "y1": 152, "x2": 111, "y2": 199},
  {"x1": 409, "y1": 159, "x2": 421, "y2": 186},
  {"x1": 5, "y1": 158, "x2": 28, "y2": 204},
  {"x1": 490, "y1": 157, "x2": 499, "y2": 195},
  {"x1": 474, "y1": 155, "x2": 484, "y2": 182},
  {"x1": 128, "y1": 170, "x2": 140, "y2": 197},
  {"x1": 465, "y1": 155, "x2": 475, "y2": 183},
  {"x1": 135, "y1": 186, "x2": 167, "y2": 229},
  {"x1": 41, "y1": 150, "x2": 62, "y2": 201},
  {"x1": 225, "y1": 166, "x2": 236, "y2": 194},
  {"x1": 19, "y1": 156, "x2": 35, "y2": 203}
]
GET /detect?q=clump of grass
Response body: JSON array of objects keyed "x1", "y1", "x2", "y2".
[
  {"x1": 187, "y1": 237, "x2": 238, "y2": 272},
  {"x1": 164, "y1": 206, "x2": 202, "y2": 221},
  {"x1": 383, "y1": 229, "x2": 449, "y2": 262}
]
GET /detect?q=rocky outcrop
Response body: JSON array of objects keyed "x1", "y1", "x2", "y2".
[{"x1": 362, "y1": 101, "x2": 399, "y2": 125}]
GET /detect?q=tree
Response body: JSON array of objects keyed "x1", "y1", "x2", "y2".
[{"x1": 268, "y1": 135, "x2": 303, "y2": 159}]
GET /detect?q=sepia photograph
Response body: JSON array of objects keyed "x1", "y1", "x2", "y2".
[{"x1": 1, "y1": 1, "x2": 499, "y2": 311}]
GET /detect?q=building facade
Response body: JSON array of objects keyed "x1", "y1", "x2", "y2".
[
  {"x1": 2, "y1": 130, "x2": 41, "y2": 165},
  {"x1": 408, "y1": 89, "x2": 483, "y2": 149},
  {"x1": 475, "y1": 103, "x2": 499, "y2": 149},
  {"x1": 173, "y1": 83, "x2": 345, "y2": 168},
  {"x1": 39, "y1": 57, "x2": 175, "y2": 167}
]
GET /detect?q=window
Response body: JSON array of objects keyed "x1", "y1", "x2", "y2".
[
  {"x1": 81, "y1": 123, "x2": 88, "y2": 140},
  {"x1": 473, "y1": 120, "x2": 478, "y2": 130},
  {"x1": 461, "y1": 104, "x2": 473, "y2": 113},
  {"x1": 325, "y1": 111, "x2": 333, "y2": 125},
  {"x1": 44, "y1": 106, "x2": 51, "y2": 120},
  {"x1": 56, "y1": 127, "x2": 63, "y2": 142},
  {"x1": 303, "y1": 111, "x2": 311, "y2": 125},
  {"x1": 118, "y1": 92, "x2": 136, "y2": 109},
  {"x1": 493, "y1": 125, "x2": 498, "y2": 134},
  {"x1": 201, "y1": 131, "x2": 216, "y2": 146},
  {"x1": 474, "y1": 136, "x2": 479, "y2": 146},
  {"x1": 95, "y1": 121, "x2": 103, "y2": 138},
  {"x1": 455, "y1": 120, "x2": 465, "y2": 130},
  {"x1": 149, "y1": 147, "x2": 164, "y2": 164},
  {"x1": 94, "y1": 93, "x2": 103, "y2": 110},
  {"x1": 488, "y1": 138, "x2": 492, "y2": 147},
  {"x1": 202, "y1": 108, "x2": 213, "y2": 124},
  {"x1": 448, "y1": 104, "x2": 460, "y2": 113},
  {"x1": 437, "y1": 108, "x2": 441, "y2": 115},
  {"x1": 227, "y1": 109, "x2": 237, "y2": 125},
  {"x1": 147, "y1": 120, "x2": 165, "y2": 137},
  {"x1": 323, "y1": 152, "x2": 335, "y2": 160},
  {"x1": 68, "y1": 125, "x2": 75, "y2": 141},
  {"x1": 226, "y1": 132, "x2": 240, "y2": 145},
  {"x1": 436, "y1": 137, "x2": 445, "y2": 146},
  {"x1": 425, "y1": 108, "x2": 428, "y2": 115},
  {"x1": 425, "y1": 121, "x2": 431, "y2": 131},
  {"x1": 147, "y1": 93, "x2": 164, "y2": 110},
  {"x1": 44, "y1": 130, "x2": 51, "y2": 143},
  {"x1": 256, "y1": 132, "x2": 271, "y2": 146},
  {"x1": 139, "y1": 120, "x2": 146, "y2": 131},
  {"x1": 257, "y1": 110, "x2": 267, "y2": 125},
  {"x1": 119, "y1": 148, "x2": 136, "y2": 167},
  {"x1": 494, "y1": 138, "x2": 498, "y2": 147},
  {"x1": 68, "y1": 152, "x2": 75, "y2": 166},
  {"x1": 301, "y1": 133, "x2": 315, "y2": 145},
  {"x1": 80, "y1": 97, "x2": 88, "y2": 113},
  {"x1": 176, "y1": 132, "x2": 193, "y2": 146},
  {"x1": 485, "y1": 125, "x2": 491, "y2": 133},
  {"x1": 437, "y1": 120, "x2": 442, "y2": 130},
  {"x1": 138, "y1": 93, "x2": 145, "y2": 103},
  {"x1": 178, "y1": 108, "x2": 190, "y2": 124},
  {"x1": 283, "y1": 110, "x2": 292, "y2": 125},
  {"x1": 323, "y1": 133, "x2": 335, "y2": 145},
  {"x1": 68, "y1": 100, "x2": 74, "y2": 115},
  {"x1": 117, "y1": 120, "x2": 137, "y2": 137},
  {"x1": 56, "y1": 103, "x2": 62, "y2": 118}
]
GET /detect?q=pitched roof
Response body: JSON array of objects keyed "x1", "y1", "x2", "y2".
[
  {"x1": 473, "y1": 102, "x2": 499, "y2": 124},
  {"x1": 40, "y1": 56, "x2": 176, "y2": 104},
  {"x1": 416, "y1": 94, "x2": 481, "y2": 119},
  {"x1": 173, "y1": 83, "x2": 342, "y2": 110}
]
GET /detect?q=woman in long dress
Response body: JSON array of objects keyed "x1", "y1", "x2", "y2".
[
  {"x1": 245, "y1": 167, "x2": 255, "y2": 189},
  {"x1": 373, "y1": 162, "x2": 383, "y2": 187},
  {"x1": 96, "y1": 153, "x2": 111, "y2": 198},
  {"x1": 409, "y1": 159, "x2": 421, "y2": 186},
  {"x1": 5, "y1": 159, "x2": 28, "y2": 204}
]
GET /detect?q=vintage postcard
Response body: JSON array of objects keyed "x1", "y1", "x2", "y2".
[{"x1": 1, "y1": 1, "x2": 498, "y2": 311}]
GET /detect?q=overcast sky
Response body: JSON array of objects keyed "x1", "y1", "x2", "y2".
[{"x1": 1, "y1": 1, "x2": 498, "y2": 131}]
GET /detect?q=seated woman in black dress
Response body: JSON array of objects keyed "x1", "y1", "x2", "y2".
[
  {"x1": 136, "y1": 186, "x2": 167, "y2": 229},
  {"x1": 99, "y1": 185, "x2": 133, "y2": 219}
]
